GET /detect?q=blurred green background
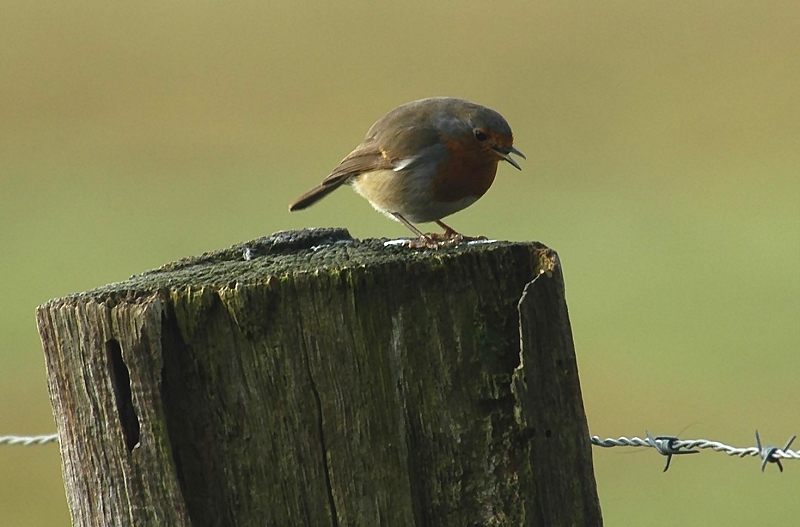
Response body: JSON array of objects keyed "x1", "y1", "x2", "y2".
[{"x1": 2, "y1": 1, "x2": 798, "y2": 525}]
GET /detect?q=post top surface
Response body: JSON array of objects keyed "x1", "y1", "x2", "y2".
[{"x1": 41, "y1": 228, "x2": 552, "y2": 306}]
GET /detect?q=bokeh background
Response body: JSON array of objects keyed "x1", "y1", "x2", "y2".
[{"x1": 2, "y1": 1, "x2": 798, "y2": 525}]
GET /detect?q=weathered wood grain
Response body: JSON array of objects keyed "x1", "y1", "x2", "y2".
[{"x1": 37, "y1": 228, "x2": 601, "y2": 526}]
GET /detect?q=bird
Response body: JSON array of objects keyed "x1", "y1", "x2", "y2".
[{"x1": 288, "y1": 97, "x2": 525, "y2": 247}]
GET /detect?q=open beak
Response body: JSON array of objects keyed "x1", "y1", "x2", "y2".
[{"x1": 492, "y1": 145, "x2": 526, "y2": 170}]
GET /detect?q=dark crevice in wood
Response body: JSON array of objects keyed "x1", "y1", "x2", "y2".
[
  {"x1": 160, "y1": 310, "x2": 204, "y2": 527},
  {"x1": 304, "y1": 346, "x2": 339, "y2": 527},
  {"x1": 105, "y1": 339, "x2": 140, "y2": 452}
]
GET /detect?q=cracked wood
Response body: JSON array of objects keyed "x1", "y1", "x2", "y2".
[{"x1": 37, "y1": 228, "x2": 602, "y2": 527}]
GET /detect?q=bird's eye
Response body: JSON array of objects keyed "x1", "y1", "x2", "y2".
[{"x1": 473, "y1": 129, "x2": 488, "y2": 141}]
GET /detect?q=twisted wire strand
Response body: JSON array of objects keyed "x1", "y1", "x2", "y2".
[
  {"x1": 3, "y1": 432, "x2": 799, "y2": 464},
  {"x1": 0, "y1": 434, "x2": 59, "y2": 446}
]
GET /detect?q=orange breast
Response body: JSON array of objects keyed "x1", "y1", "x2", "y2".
[{"x1": 431, "y1": 139, "x2": 498, "y2": 203}]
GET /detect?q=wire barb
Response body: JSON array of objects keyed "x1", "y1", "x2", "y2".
[
  {"x1": 645, "y1": 431, "x2": 699, "y2": 472},
  {"x1": 755, "y1": 430, "x2": 796, "y2": 473}
]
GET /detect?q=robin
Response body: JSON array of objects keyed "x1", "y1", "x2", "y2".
[{"x1": 288, "y1": 97, "x2": 525, "y2": 247}]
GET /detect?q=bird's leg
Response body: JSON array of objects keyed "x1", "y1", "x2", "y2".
[
  {"x1": 391, "y1": 213, "x2": 459, "y2": 248},
  {"x1": 434, "y1": 220, "x2": 462, "y2": 239},
  {"x1": 391, "y1": 212, "x2": 426, "y2": 237},
  {"x1": 391, "y1": 213, "x2": 485, "y2": 248},
  {"x1": 391, "y1": 212, "x2": 435, "y2": 246},
  {"x1": 434, "y1": 220, "x2": 487, "y2": 243}
]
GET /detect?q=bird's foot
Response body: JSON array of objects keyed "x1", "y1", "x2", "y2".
[
  {"x1": 406, "y1": 232, "x2": 487, "y2": 249},
  {"x1": 432, "y1": 230, "x2": 488, "y2": 243},
  {"x1": 406, "y1": 236, "x2": 443, "y2": 249}
]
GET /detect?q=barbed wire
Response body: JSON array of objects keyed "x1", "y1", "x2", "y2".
[
  {"x1": 591, "y1": 431, "x2": 798, "y2": 472},
  {"x1": 0, "y1": 434, "x2": 59, "y2": 446},
  {"x1": 3, "y1": 430, "x2": 798, "y2": 472}
]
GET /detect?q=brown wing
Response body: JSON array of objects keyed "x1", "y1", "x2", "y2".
[
  {"x1": 288, "y1": 142, "x2": 390, "y2": 211},
  {"x1": 289, "y1": 107, "x2": 442, "y2": 212}
]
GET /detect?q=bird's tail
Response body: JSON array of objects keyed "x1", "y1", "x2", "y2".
[{"x1": 288, "y1": 177, "x2": 349, "y2": 211}]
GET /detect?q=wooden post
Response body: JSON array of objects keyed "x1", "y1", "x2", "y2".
[{"x1": 37, "y1": 228, "x2": 602, "y2": 526}]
